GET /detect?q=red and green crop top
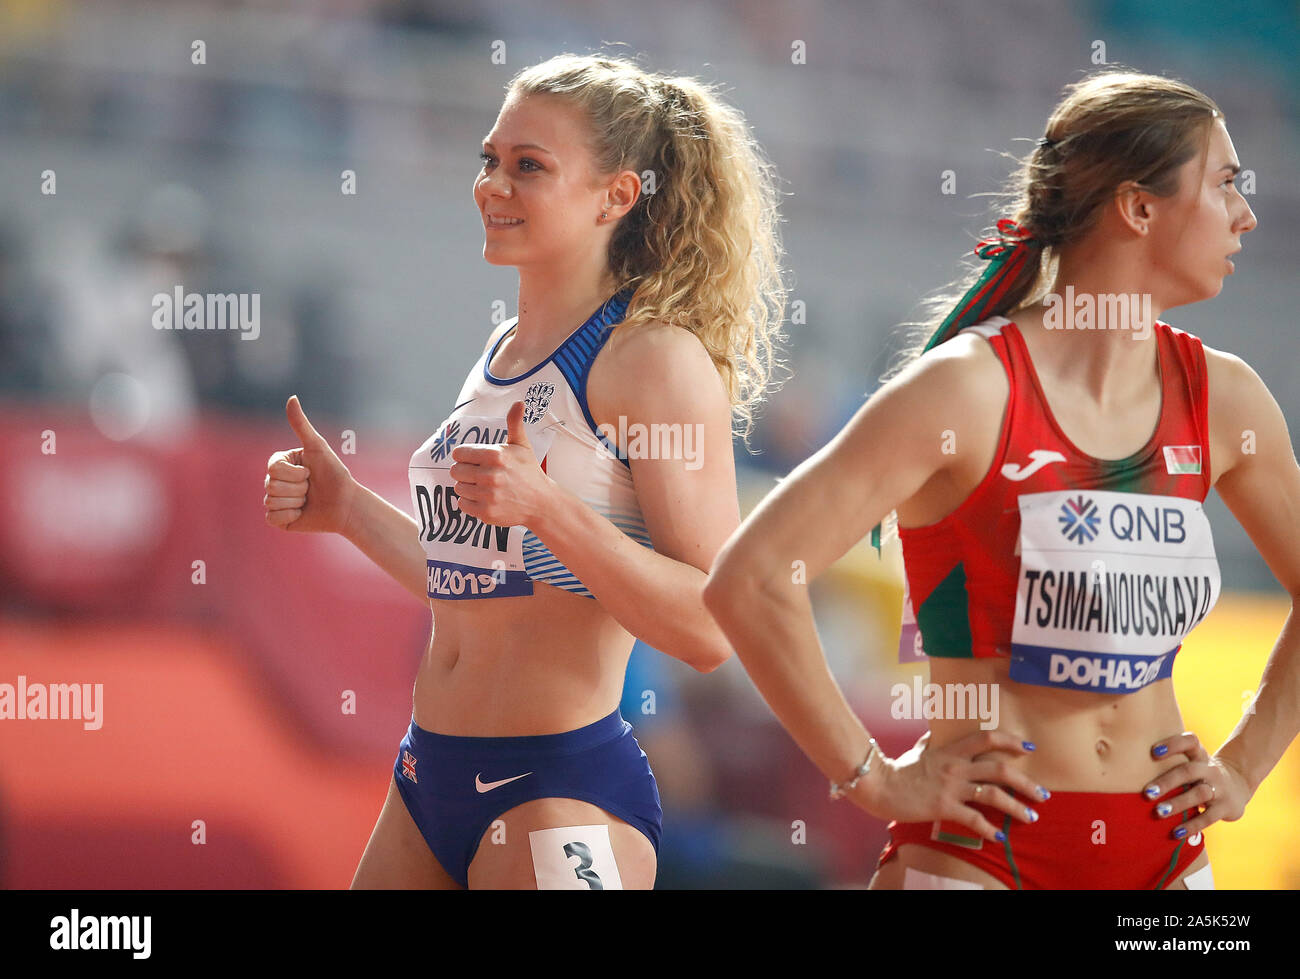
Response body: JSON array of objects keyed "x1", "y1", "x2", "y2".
[{"x1": 895, "y1": 316, "x2": 1220, "y2": 693}]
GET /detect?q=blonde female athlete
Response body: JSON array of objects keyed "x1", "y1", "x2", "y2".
[
  {"x1": 705, "y1": 71, "x2": 1300, "y2": 889},
  {"x1": 262, "y1": 54, "x2": 784, "y2": 889}
]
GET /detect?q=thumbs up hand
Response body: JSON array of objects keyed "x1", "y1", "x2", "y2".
[
  {"x1": 506, "y1": 397, "x2": 533, "y2": 452},
  {"x1": 449, "y1": 400, "x2": 553, "y2": 527},
  {"x1": 264, "y1": 395, "x2": 358, "y2": 534}
]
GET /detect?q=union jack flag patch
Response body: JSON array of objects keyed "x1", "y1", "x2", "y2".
[{"x1": 401, "y1": 750, "x2": 418, "y2": 783}]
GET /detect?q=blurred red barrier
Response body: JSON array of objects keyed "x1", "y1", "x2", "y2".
[
  {"x1": 0, "y1": 618, "x2": 390, "y2": 888},
  {"x1": 0, "y1": 399, "x2": 430, "y2": 760}
]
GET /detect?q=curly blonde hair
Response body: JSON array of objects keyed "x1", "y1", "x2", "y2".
[{"x1": 507, "y1": 53, "x2": 788, "y2": 441}]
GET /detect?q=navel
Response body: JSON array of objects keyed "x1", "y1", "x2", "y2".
[{"x1": 1095, "y1": 737, "x2": 1110, "y2": 757}]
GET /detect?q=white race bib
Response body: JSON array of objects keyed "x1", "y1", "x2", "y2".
[
  {"x1": 409, "y1": 414, "x2": 559, "y2": 600},
  {"x1": 1008, "y1": 489, "x2": 1220, "y2": 692}
]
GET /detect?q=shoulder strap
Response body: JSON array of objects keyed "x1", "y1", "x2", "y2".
[{"x1": 552, "y1": 291, "x2": 631, "y2": 392}]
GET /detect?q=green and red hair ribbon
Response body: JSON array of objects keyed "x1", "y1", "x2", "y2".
[{"x1": 868, "y1": 218, "x2": 1041, "y2": 556}]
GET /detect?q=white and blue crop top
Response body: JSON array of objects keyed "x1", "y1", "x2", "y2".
[{"x1": 408, "y1": 290, "x2": 655, "y2": 600}]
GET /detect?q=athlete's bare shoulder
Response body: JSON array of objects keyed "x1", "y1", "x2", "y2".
[
  {"x1": 886, "y1": 328, "x2": 1011, "y2": 522},
  {"x1": 925, "y1": 326, "x2": 1007, "y2": 374},
  {"x1": 481, "y1": 316, "x2": 518, "y2": 356},
  {"x1": 1200, "y1": 340, "x2": 1244, "y2": 401},
  {"x1": 897, "y1": 327, "x2": 1010, "y2": 427},
  {"x1": 600, "y1": 318, "x2": 705, "y2": 368},
  {"x1": 589, "y1": 318, "x2": 723, "y2": 408},
  {"x1": 1201, "y1": 340, "x2": 1279, "y2": 486},
  {"x1": 1200, "y1": 338, "x2": 1252, "y2": 388}
]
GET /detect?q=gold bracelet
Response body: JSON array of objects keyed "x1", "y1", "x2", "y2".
[{"x1": 829, "y1": 738, "x2": 879, "y2": 801}]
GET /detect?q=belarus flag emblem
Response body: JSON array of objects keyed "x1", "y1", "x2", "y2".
[{"x1": 1163, "y1": 445, "x2": 1202, "y2": 475}]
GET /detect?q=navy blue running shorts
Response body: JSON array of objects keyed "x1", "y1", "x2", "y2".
[{"x1": 391, "y1": 707, "x2": 662, "y2": 888}]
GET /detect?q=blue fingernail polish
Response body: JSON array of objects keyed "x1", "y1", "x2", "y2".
[
  {"x1": 1027, "y1": 808, "x2": 1038, "y2": 822},
  {"x1": 1173, "y1": 826, "x2": 1187, "y2": 839},
  {"x1": 1038, "y1": 786, "x2": 1050, "y2": 800},
  {"x1": 995, "y1": 830, "x2": 1007, "y2": 842},
  {"x1": 1022, "y1": 741, "x2": 1036, "y2": 751},
  {"x1": 1156, "y1": 802, "x2": 1172, "y2": 817},
  {"x1": 1153, "y1": 744, "x2": 1168, "y2": 757},
  {"x1": 1143, "y1": 785, "x2": 1160, "y2": 799}
]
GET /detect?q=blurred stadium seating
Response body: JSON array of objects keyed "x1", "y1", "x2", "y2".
[{"x1": 2, "y1": 0, "x2": 1297, "y2": 888}]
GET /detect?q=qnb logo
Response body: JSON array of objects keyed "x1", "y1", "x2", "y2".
[
  {"x1": 1108, "y1": 502, "x2": 1187, "y2": 544},
  {"x1": 431, "y1": 421, "x2": 460, "y2": 462},
  {"x1": 1058, "y1": 494, "x2": 1101, "y2": 544}
]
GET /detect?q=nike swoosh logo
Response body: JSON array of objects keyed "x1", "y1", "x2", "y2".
[
  {"x1": 475, "y1": 771, "x2": 533, "y2": 793},
  {"x1": 453, "y1": 398, "x2": 475, "y2": 411},
  {"x1": 1001, "y1": 449, "x2": 1068, "y2": 481}
]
